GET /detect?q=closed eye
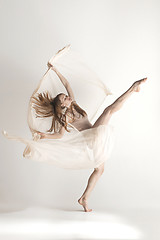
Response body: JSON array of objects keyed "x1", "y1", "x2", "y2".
[{"x1": 62, "y1": 96, "x2": 66, "y2": 104}]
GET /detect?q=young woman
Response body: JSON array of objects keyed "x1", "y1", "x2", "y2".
[{"x1": 33, "y1": 64, "x2": 147, "y2": 212}]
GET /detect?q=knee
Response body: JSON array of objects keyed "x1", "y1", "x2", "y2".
[{"x1": 103, "y1": 105, "x2": 112, "y2": 115}]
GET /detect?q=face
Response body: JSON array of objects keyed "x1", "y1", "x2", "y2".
[{"x1": 59, "y1": 94, "x2": 72, "y2": 108}]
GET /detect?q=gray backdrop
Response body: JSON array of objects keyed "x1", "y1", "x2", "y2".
[{"x1": 0, "y1": 0, "x2": 159, "y2": 211}]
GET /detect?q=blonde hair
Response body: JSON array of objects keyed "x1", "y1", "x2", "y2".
[{"x1": 31, "y1": 91, "x2": 87, "y2": 133}]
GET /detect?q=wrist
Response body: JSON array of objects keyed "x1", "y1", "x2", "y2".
[
  {"x1": 51, "y1": 66, "x2": 57, "y2": 72},
  {"x1": 40, "y1": 133, "x2": 47, "y2": 139},
  {"x1": 47, "y1": 62, "x2": 53, "y2": 68}
]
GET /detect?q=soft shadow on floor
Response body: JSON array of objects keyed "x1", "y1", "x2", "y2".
[{"x1": 0, "y1": 206, "x2": 159, "y2": 239}]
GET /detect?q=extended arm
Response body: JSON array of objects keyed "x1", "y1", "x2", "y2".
[
  {"x1": 39, "y1": 125, "x2": 66, "y2": 139},
  {"x1": 37, "y1": 114, "x2": 72, "y2": 140},
  {"x1": 49, "y1": 65, "x2": 75, "y2": 101}
]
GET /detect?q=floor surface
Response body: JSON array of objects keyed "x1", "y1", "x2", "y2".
[{"x1": 0, "y1": 206, "x2": 159, "y2": 240}]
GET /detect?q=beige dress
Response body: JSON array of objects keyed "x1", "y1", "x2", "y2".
[{"x1": 2, "y1": 45, "x2": 114, "y2": 169}]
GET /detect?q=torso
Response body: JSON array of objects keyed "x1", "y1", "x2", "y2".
[
  {"x1": 71, "y1": 115, "x2": 93, "y2": 131},
  {"x1": 66, "y1": 105, "x2": 93, "y2": 132}
]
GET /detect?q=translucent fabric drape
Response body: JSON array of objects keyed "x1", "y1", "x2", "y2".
[{"x1": 2, "y1": 45, "x2": 114, "y2": 169}]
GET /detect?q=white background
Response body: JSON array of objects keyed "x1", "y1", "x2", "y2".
[{"x1": 0, "y1": 0, "x2": 160, "y2": 212}]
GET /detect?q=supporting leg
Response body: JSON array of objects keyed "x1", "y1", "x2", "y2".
[{"x1": 78, "y1": 163, "x2": 104, "y2": 212}]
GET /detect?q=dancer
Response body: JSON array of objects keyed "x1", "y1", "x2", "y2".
[
  {"x1": 35, "y1": 65, "x2": 147, "y2": 212},
  {"x1": 2, "y1": 45, "x2": 147, "y2": 212}
]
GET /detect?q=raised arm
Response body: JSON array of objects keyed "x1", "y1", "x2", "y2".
[{"x1": 49, "y1": 64, "x2": 75, "y2": 101}]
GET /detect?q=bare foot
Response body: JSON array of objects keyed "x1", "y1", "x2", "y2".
[
  {"x1": 55, "y1": 44, "x2": 71, "y2": 55},
  {"x1": 132, "y1": 77, "x2": 147, "y2": 92},
  {"x1": 78, "y1": 197, "x2": 92, "y2": 212}
]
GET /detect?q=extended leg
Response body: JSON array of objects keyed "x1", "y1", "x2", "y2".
[
  {"x1": 93, "y1": 78, "x2": 147, "y2": 127},
  {"x1": 78, "y1": 78, "x2": 147, "y2": 212},
  {"x1": 78, "y1": 163, "x2": 104, "y2": 212}
]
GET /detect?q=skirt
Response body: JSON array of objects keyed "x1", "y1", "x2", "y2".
[
  {"x1": 2, "y1": 45, "x2": 114, "y2": 170},
  {"x1": 2, "y1": 124, "x2": 114, "y2": 170}
]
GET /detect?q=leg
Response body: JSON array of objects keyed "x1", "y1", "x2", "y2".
[
  {"x1": 78, "y1": 163, "x2": 104, "y2": 212},
  {"x1": 92, "y1": 77, "x2": 147, "y2": 127},
  {"x1": 78, "y1": 78, "x2": 147, "y2": 212}
]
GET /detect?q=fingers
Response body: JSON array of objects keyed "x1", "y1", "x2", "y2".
[{"x1": 33, "y1": 132, "x2": 41, "y2": 141}]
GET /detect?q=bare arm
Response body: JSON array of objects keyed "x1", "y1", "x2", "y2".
[
  {"x1": 37, "y1": 115, "x2": 70, "y2": 140},
  {"x1": 50, "y1": 65, "x2": 75, "y2": 101},
  {"x1": 39, "y1": 126, "x2": 65, "y2": 139}
]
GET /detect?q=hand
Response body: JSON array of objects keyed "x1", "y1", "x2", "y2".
[
  {"x1": 51, "y1": 66, "x2": 58, "y2": 72},
  {"x1": 33, "y1": 132, "x2": 46, "y2": 140},
  {"x1": 47, "y1": 62, "x2": 53, "y2": 68},
  {"x1": 39, "y1": 132, "x2": 46, "y2": 139}
]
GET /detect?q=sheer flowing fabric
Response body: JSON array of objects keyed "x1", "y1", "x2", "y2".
[{"x1": 2, "y1": 45, "x2": 114, "y2": 169}]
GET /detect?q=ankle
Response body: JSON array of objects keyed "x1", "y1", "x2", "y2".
[{"x1": 81, "y1": 196, "x2": 88, "y2": 201}]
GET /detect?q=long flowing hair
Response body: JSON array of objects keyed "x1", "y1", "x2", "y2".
[{"x1": 31, "y1": 91, "x2": 87, "y2": 133}]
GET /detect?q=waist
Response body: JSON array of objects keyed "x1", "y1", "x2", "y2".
[{"x1": 71, "y1": 122, "x2": 93, "y2": 132}]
